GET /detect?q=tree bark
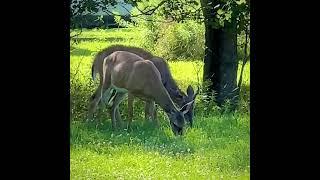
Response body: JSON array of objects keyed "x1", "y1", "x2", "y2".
[{"x1": 202, "y1": 2, "x2": 239, "y2": 107}]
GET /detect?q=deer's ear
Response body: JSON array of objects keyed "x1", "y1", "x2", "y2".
[
  {"x1": 187, "y1": 85, "x2": 194, "y2": 97},
  {"x1": 173, "y1": 89, "x2": 183, "y2": 100},
  {"x1": 180, "y1": 100, "x2": 194, "y2": 115}
]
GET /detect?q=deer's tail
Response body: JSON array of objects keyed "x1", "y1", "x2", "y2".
[{"x1": 91, "y1": 63, "x2": 97, "y2": 81}]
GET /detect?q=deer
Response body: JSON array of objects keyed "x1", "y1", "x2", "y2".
[
  {"x1": 90, "y1": 45, "x2": 198, "y2": 127},
  {"x1": 88, "y1": 51, "x2": 194, "y2": 135}
]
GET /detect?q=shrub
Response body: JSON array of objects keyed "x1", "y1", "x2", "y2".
[{"x1": 154, "y1": 21, "x2": 205, "y2": 60}]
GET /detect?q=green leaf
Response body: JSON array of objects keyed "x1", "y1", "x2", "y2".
[
  {"x1": 217, "y1": 9, "x2": 224, "y2": 15},
  {"x1": 225, "y1": 13, "x2": 231, "y2": 20},
  {"x1": 236, "y1": 0, "x2": 246, "y2": 5}
]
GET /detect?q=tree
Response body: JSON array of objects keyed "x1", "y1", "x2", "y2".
[
  {"x1": 200, "y1": 0, "x2": 250, "y2": 107},
  {"x1": 70, "y1": 0, "x2": 250, "y2": 108}
]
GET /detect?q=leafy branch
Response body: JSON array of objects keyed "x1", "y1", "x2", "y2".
[{"x1": 237, "y1": 24, "x2": 249, "y2": 90}]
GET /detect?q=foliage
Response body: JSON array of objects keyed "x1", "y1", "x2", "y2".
[
  {"x1": 237, "y1": 29, "x2": 250, "y2": 61},
  {"x1": 108, "y1": 0, "x2": 204, "y2": 60},
  {"x1": 70, "y1": 0, "x2": 250, "y2": 33},
  {"x1": 154, "y1": 21, "x2": 205, "y2": 60},
  {"x1": 132, "y1": 19, "x2": 205, "y2": 60},
  {"x1": 70, "y1": 0, "x2": 250, "y2": 78},
  {"x1": 70, "y1": 0, "x2": 249, "y2": 62}
]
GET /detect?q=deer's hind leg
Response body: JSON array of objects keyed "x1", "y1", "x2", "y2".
[
  {"x1": 144, "y1": 101, "x2": 152, "y2": 123},
  {"x1": 152, "y1": 103, "x2": 159, "y2": 126}
]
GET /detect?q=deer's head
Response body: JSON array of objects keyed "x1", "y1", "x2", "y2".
[
  {"x1": 181, "y1": 85, "x2": 199, "y2": 127},
  {"x1": 170, "y1": 85, "x2": 199, "y2": 128},
  {"x1": 168, "y1": 100, "x2": 194, "y2": 135}
]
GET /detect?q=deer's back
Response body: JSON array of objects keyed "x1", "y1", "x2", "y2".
[
  {"x1": 94, "y1": 45, "x2": 153, "y2": 73},
  {"x1": 106, "y1": 51, "x2": 144, "y2": 86},
  {"x1": 128, "y1": 60, "x2": 164, "y2": 100},
  {"x1": 104, "y1": 51, "x2": 161, "y2": 92}
]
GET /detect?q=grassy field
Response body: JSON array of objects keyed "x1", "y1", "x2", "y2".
[{"x1": 70, "y1": 28, "x2": 250, "y2": 179}]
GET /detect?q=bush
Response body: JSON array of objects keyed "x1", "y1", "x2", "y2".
[
  {"x1": 124, "y1": 4, "x2": 205, "y2": 60},
  {"x1": 154, "y1": 21, "x2": 205, "y2": 60}
]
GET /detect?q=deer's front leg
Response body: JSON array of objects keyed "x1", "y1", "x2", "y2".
[
  {"x1": 145, "y1": 101, "x2": 158, "y2": 126},
  {"x1": 152, "y1": 102, "x2": 159, "y2": 126},
  {"x1": 145, "y1": 101, "x2": 153, "y2": 123},
  {"x1": 149, "y1": 101, "x2": 159, "y2": 126}
]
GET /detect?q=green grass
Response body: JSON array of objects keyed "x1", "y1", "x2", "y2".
[{"x1": 70, "y1": 28, "x2": 250, "y2": 179}]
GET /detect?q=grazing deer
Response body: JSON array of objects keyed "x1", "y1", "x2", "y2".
[
  {"x1": 90, "y1": 45, "x2": 198, "y2": 127},
  {"x1": 88, "y1": 51, "x2": 193, "y2": 135}
]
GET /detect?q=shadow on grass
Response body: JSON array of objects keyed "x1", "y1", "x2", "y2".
[
  {"x1": 71, "y1": 111, "x2": 248, "y2": 158},
  {"x1": 73, "y1": 37, "x2": 125, "y2": 43},
  {"x1": 71, "y1": 111, "x2": 196, "y2": 157},
  {"x1": 71, "y1": 48, "x2": 94, "y2": 57}
]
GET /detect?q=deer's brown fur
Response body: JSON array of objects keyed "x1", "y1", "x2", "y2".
[
  {"x1": 89, "y1": 51, "x2": 193, "y2": 135},
  {"x1": 90, "y1": 45, "x2": 198, "y2": 127}
]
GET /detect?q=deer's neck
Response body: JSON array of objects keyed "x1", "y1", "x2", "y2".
[
  {"x1": 158, "y1": 65, "x2": 186, "y2": 107},
  {"x1": 165, "y1": 81, "x2": 185, "y2": 106},
  {"x1": 155, "y1": 87, "x2": 179, "y2": 114}
]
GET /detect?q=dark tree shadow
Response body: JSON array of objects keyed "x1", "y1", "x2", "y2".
[
  {"x1": 104, "y1": 37, "x2": 125, "y2": 42},
  {"x1": 71, "y1": 112, "x2": 195, "y2": 157}
]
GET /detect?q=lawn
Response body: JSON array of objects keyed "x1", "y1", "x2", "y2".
[{"x1": 70, "y1": 28, "x2": 250, "y2": 179}]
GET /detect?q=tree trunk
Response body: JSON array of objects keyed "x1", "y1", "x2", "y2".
[{"x1": 202, "y1": 4, "x2": 239, "y2": 107}]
